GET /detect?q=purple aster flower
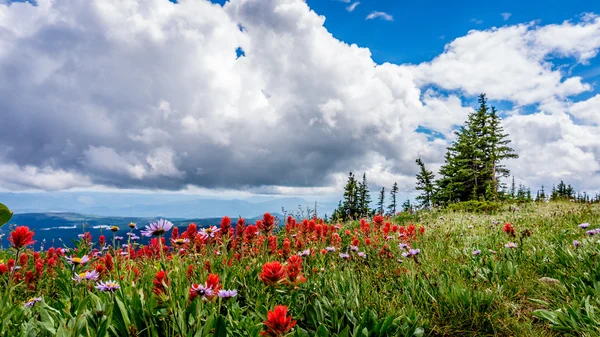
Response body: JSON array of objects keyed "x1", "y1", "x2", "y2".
[
  {"x1": 472, "y1": 250, "x2": 481, "y2": 256},
  {"x1": 489, "y1": 249, "x2": 497, "y2": 254},
  {"x1": 66, "y1": 255, "x2": 90, "y2": 266},
  {"x1": 114, "y1": 236, "x2": 124, "y2": 241},
  {"x1": 73, "y1": 270, "x2": 100, "y2": 283},
  {"x1": 190, "y1": 284, "x2": 214, "y2": 301},
  {"x1": 131, "y1": 235, "x2": 140, "y2": 241},
  {"x1": 397, "y1": 259, "x2": 403, "y2": 263},
  {"x1": 198, "y1": 226, "x2": 220, "y2": 239},
  {"x1": 350, "y1": 245, "x2": 359, "y2": 252},
  {"x1": 78, "y1": 234, "x2": 85, "y2": 239},
  {"x1": 357, "y1": 252, "x2": 367, "y2": 258},
  {"x1": 401, "y1": 252, "x2": 409, "y2": 258},
  {"x1": 573, "y1": 240, "x2": 580, "y2": 248},
  {"x1": 339, "y1": 253, "x2": 350, "y2": 259},
  {"x1": 141, "y1": 219, "x2": 174, "y2": 237},
  {"x1": 579, "y1": 223, "x2": 591, "y2": 229},
  {"x1": 326, "y1": 246, "x2": 336, "y2": 252},
  {"x1": 298, "y1": 249, "x2": 311, "y2": 257},
  {"x1": 587, "y1": 230, "x2": 596, "y2": 236},
  {"x1": 24, "y1": 297, "x2": 42, "y2": 308},
  {"x1": 405, "y1": 249, "x2": 420, "y2": 256},
  {"x1": 95, "y1": 280, "x2": 120, "y2": 292},
  {"x1": 399, "y1": 243, "x2": 409, "y2": 250},
  {"x1": 217, "y1": 289, "x2": 238, "y2": 298},
  {"x1": 505, "y1": 242, "x2": 518, "y2": 249}
]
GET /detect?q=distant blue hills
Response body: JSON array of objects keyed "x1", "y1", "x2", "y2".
[
  {"x1": 1, "y1": 212, "x2": 282, "y2": 250},
  {"x1": 0, "y1": 192, "x2": 337, "y2": 218}
]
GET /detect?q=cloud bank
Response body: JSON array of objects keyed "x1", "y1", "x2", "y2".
[{"x1": 0, "y1": 0, "x2": 599, "y2": 196}]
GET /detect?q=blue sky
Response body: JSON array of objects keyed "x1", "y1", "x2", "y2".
[
  {"x1": 309, "y1": 0, "x2": 600, "y2": 63},
  {"x1": 1, "y1": 0, "x2": 600, "y2": 205}
]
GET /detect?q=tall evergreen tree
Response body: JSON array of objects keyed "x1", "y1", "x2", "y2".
[
  {"x1": 436, "y1": 93, "x2": 517, "y2": 203},
  {"x1": 388, "y1": 182, "x2": 399, "y2": 215},
  {"x1": 377, "y1": 187, "x2": 385, "y2": 215},
  {"x1": 486, "y1": 105, "x2": 518, "y2": 200},
  {"x1": 357, "y1": 173, "x2": 371, "y2": 217},
  {"x1": 342, "y1": 172, "x2": 359, "y2": 220},
  {"x1": 415, "y1": 158, "x2": 435, "y2": 208},
  {"x1": 511, "y1": 175, "x2": 516, "y2": 199}
]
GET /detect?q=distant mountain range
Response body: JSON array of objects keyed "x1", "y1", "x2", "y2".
[
  {"x1": 0, "y1": 212, "x2": 283, "y2": 250},
  {"x1": 0, "y1": 192, "x2": 337, "y2": 218}
]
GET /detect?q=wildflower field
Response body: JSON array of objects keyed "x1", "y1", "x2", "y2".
[{"x1": 1, "y1": 202, "x2": 600, "y2": 337}]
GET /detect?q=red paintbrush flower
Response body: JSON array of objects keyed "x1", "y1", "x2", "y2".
[
  {"x1": 261, "y1": 305, "x2": 296, "y2": 337},
  {"x1": 205, "y1": 273, "x2": 221, "y2": 293},
  {"x1": 268, "y1": 236, "x2": 278, "y2": 255},
  {"x1": 220, "y1": 216, "x2": 231, "y2": 235},
  {"x1": 503, "y1": 223, "x2": 516, "y2": 237},
  {"x1": 285, "y1": 255, "x2": 306, "y2": 285},
  {"x1": 259, "y1": 261, "x2": 286, "y2": 286},
  {"x1": 263, "y1": 213, "x2": 276, "y2": 233},
  {"x1": 153, "y1": 270, "x2": 168, "y2": 295},
  {"x1": 9, "y1": 226, "x2": 35, "y2": 250}
]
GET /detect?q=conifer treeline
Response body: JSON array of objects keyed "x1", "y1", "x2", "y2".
[
  {"x1": 414, "y1": 94, "x2": 519, "y2": 206},
  {"x1": 331, "y1": 173, "x2": 408, "y2": 220},
  {"x1": 331, "y1": 93, "x2": 598, "y2": 220}
]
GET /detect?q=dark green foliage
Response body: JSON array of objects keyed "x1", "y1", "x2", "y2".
[
  {"x1": 551, "y1": 180, "x2": 575, "y2": 200},
  {"x1": 415, "y1": 159, "x2": 435, "y2": 208},
  {"x1": 357, "y1": 173, "x2": 371, "y2": 218},
  {"x1": 0, "y1": 203, "x2": 12, "y2": 227},
  {"x1": 333, "y1": 172, "x2": 373, "y2": 221},
  {"x1": 435, "y1": 94, "x2": 518, "y2": 204},
  {"x1": 377, "y1": 187, "x2": 385, "y2": 215},
  {"x1": 445, "y1": 200, "x2": 502, "y2": 213},
  {"x1": 388, "y1": 182, "x2": 398, "y2": 215}
]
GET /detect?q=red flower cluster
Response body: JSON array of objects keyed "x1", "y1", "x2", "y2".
[
  {"x1": 261, "y1": 305, "x2": 296, "y2": 337},
  {"x1": 285, "y1": 255, "x2": 306, "y2": 285},
  {"x1": 9, "y1": 226, "x2": 35, "y2": 250},
  {"x1": 503, "y1": 223, "x2": 516, "y2": 237},
  {"x1": 153, "y1": 270, "x2": 169, "y2": 295},
  {"x1": 259, "y1": 261, "x2": 286, "y2": 286}
]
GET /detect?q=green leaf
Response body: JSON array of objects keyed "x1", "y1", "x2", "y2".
[
  {"x1": 316, "y1": 325, "x2": 329, "y2": 337},
  {"x1": 0, "y1": 203, "x2": 12, "y2": 227},
  {"x1": 214, "y1": 315, "x2": 227, "y2": 337}
]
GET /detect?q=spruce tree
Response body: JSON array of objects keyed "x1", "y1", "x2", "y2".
[
  {"x1": 435, "y1": 93, "x2": 517, "y2": 203},
  {"x1": 511, "y1": 175, "x2": 516, "y2": 199},
  {"x1": 415, "y1": 158, "x2": 435, "y2": 208},
  {"x1": 388, "y1": 182, "x2": 399, "y2": 215},
  {"x1": 377, "y1": 187, "x2": 385, "y2": 215},
  {"x1": 358, "y1": 173, "x2": 371, "y2": 218},
  {"x1": 342, "y1": 172, "x2": 359, "y2": 220}
]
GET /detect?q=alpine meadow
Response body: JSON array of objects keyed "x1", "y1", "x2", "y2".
[{"x1": 1, "y1": 0, "x2": 600, "y2": 336}]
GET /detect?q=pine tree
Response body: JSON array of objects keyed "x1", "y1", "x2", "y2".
[
  {"x1": 486, "y1": 105, "x2": 518, "y2": 200},
  {"x1": 342, "y1": 172, "x2": 359, "y2": 220},
  {"x1": 539, "y1": 185, "x2": 546, "y2": 200},
  {"x1": 377, "y1": 187, "x2": 385, "y2": 215},
  {"x1": 511, "y1": 175, "x2": 516, "y2": 199},
  {"x1": 388, "y1": 182, "x2": 399, "y2": 215},
  {"x1": 415, "y1": 158, "x2": 435, "y2": 208},
  {"x1": 357, "y1": 173, "x2": 371, "y2": 218},
  {"x1": 401, "y1": 199, "x2": 412, "y2": 213},
  {"x1": 435, "y1": 94, "x2": 517, "y2": 203}
]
